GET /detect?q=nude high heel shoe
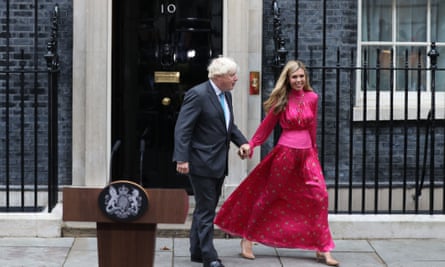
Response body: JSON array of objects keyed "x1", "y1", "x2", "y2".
[
  {"x1": 240, "y1": 239, "x2": 255, "y2": 260},
  {"x1": 316, "y1": 251, "x2": 339, "y2": 266}
]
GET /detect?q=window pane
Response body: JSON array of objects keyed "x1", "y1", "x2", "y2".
[
  {"x1": 435, "y1": 46, "x2": 445, "y2": 92},
  {"x1": 395, "y1": 46, "x2": 426, "y2": 91},
  {"x1": 362, "y1": 0, "x2": 392, "y2": 41},
  {"x1": 362, "y1": 46, "x2": 392, "y2": 91},
  {"x1": 396, "y1": 0, "x2": 427, "y2": 42},
  {"x1": 431, "y1": 0, "x2": 445, "y2": 42}
]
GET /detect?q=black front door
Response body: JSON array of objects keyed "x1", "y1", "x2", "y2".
[{"x1": 111, "y1": 0, "x2": 222, "y2": 192}]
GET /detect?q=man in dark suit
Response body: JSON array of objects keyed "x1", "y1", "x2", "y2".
[{"x1": 173, "y1": 57, "x2": 250, "y2": 267}]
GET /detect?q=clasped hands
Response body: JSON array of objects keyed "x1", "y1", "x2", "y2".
[{"x1": 238, "y1": 143, "x2": 251, "y2": 159}]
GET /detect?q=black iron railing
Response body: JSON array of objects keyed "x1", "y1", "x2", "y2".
[
  {"x1": 270, "y1": 0, "x2": 443, "y2": 215},
  {"x1": 304, "y1": 45, "x2": 444, "y2": 215},
  {"x1": 0, "y1": 3, "x2": 59, "y2": 212}
]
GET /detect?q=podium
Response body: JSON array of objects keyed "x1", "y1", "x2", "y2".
[{"x1": 63, "y1": 186, "x2": 189, "y2": 267}]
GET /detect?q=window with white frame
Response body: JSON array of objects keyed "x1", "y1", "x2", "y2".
[{"x1": 356, "y1": 0, "x2": 445, "y2": 120}]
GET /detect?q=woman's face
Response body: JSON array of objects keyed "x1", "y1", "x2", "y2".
[{"x1": 288, "y1": 68, "x2": 306, "y2": 91}]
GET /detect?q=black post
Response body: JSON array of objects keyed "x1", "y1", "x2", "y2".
[
  {"x1": 272, "y1": 0, "x2": 288, "y2": 145},
  {"x1": 427, "y1": 42, "x2": 439, "y2": 214},
  {"x1": 272, "y1": 0, "x2": 288, "y2": 78},
  {"x1": 44, "y1": 4, "x2": 60, "y2": 213}
]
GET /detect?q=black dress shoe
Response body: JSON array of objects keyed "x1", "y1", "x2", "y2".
[
  {"x1": 204, "y1": 259, "x2": 224, "y2": 267},
  {"x1": 191, "y1": 256, "x2": 203, "y2": 263}
]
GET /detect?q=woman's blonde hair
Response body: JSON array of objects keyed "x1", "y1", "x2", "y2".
[{"x1": 264, "y1": 60, "x2": 312, "y2": 114}]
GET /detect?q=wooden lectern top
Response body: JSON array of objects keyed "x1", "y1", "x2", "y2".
[{"x1": 63, "y1": 187, "x2": 189, "y2": 224}]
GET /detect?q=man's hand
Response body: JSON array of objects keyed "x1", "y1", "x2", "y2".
[
  {"x1": 176, "y1": 161, "x2": 189, "y2": 174},
  {"x1": 238, "y1": 144, "x2": 251, "y2": 159}
]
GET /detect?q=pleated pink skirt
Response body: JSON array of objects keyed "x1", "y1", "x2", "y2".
[{"x1": 215, "y1": 145, "x2": 335, "y2": 252}]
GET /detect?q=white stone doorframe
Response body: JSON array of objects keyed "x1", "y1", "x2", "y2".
[
  {"x1": 72, "y1": 0, "x2": 262, "y2": 197},
  {"x1": 72, "y1": 0, "x2": 112, "y2": 186}
]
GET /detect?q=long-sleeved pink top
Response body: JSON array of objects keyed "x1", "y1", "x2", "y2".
[{"x1": 249, "y1": 89, "x2": 318, "y2": 154}]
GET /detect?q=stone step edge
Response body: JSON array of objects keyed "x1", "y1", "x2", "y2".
[{"x1": 62, "y1": 214, "x2": 445, "y2": 239}]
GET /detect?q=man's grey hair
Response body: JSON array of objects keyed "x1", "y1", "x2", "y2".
[{"x1": 207, "y1": 56, "x2": 239, "y2": 79}]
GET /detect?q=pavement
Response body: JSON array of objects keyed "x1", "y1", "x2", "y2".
[
  {"x1": 1, "y1": 236, "x2": 445, "y2": 267},
  {"x1": 2, "y1": 202, "x2": 445, "y2": 266}
]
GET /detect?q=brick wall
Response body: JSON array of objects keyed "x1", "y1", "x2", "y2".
[{"x1": 0, "y1": 0, "x2": 72, "y2": 185}]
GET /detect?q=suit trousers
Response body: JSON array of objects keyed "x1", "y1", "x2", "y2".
[{"x1": 188, "y1": 174, "x2": 225, "y2": 262}]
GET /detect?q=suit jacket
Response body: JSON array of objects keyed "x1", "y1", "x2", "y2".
[{"x1": 173, "y1": 80, "x2": 248, "y2": 178}]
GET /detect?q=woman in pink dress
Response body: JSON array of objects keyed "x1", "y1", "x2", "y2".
[{"x1": 214, "y1": 60, "x2": 339, "y2": 266}]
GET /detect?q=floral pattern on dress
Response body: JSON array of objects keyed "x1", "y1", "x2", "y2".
[{"x1": 214, "y1": 90, "x2": 335, "y2": 252}]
